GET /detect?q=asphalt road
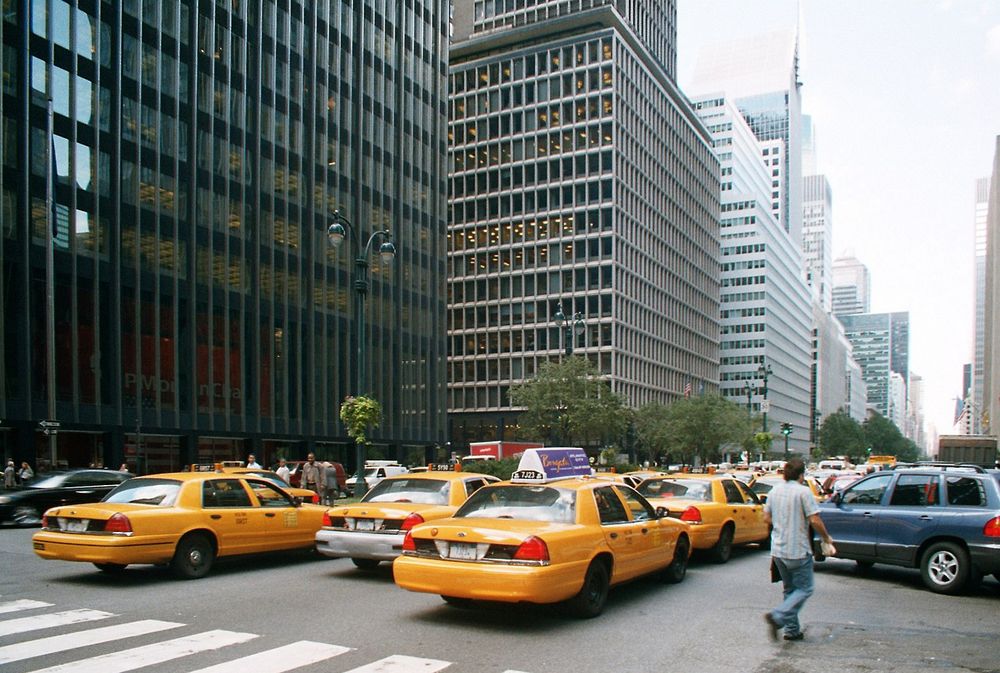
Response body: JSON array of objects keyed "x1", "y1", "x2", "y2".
[{"x1": 1, "y1": 526, "x2": 998, "y2": 673}]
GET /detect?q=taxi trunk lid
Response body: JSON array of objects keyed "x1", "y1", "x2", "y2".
[{"x1": 408, "y1": 518, "x2": 579, "y2": 563}]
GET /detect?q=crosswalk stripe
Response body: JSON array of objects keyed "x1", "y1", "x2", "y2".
[
  {"x1": 23, "y1": 629, "x2": 258, "y2": 673},
  {"x1": 185, "y1": 640, "x2": 351, "y2": 673},
  {"x1": 341, "y1": 654, "x2": 452, "y2": 673},
  {"x1": 0, "y1": 600, "x2": 54, "y2": 614},
  {"x1": 0, "y1": 610, "x2": 114, "y2": 637},
  {"x1": 0, "y1": 619, "x2": 184, "y2": 665}
]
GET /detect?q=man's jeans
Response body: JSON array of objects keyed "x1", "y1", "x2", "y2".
[{"x1": 770, "y1": 555, "x2": 814, "y2": 636}]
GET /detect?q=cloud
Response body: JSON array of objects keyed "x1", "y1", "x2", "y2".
[{"x1": 988, "y1": 23, "x2": 1000, "y2": 57}]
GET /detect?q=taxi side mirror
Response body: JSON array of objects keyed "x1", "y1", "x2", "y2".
[
  {"x1": 655, "y1": 506, "x2": 670, "y2": 519},
  {"x1": 830, "y1": 492, "x2": 842, "y2": 505},
  {"x1": 291, "y1": 496, "x2": 303, "y2": 507}
]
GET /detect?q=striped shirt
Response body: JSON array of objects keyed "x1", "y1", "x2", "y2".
[{"x1": 764, "y1": 480, "x2": 819, "y2": 560}]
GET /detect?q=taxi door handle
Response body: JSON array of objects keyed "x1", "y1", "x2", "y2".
[
  {"x1": 863, "y1": 512, "x2": 874, "y2": 517},
  {"x1": 641, "y1": 528, "x2": 649, "y2": 534},
  {"x1": 919, "y1": 515, "x2": 932, "y2": 520},
  {"x1": 265, "y1": 513, "x2": 276, "y2": 518},
  {"x1": 609, "y1": 532, "x2": 618, "y2": 539},
  {"x1": 210, "y1": 514, "x2": 222, "y2": 520}
]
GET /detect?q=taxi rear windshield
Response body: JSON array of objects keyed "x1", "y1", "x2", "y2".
[
  {"x1": 363, "y1": 478, "x2": 449, "y2": 505},
  {"x1": 637, "y1": 479, "x2": 712, "y2": 502},
  {"x1": 454, "y1": 485, "x2": 576, "y2": 523},
  {"x1": 102, "y1": 478, "x2": 182, "y2": 507}
]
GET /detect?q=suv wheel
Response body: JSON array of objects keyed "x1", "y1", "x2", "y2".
[{"x1": 920, "y1": 541, "x2": 969, "y2": 594}]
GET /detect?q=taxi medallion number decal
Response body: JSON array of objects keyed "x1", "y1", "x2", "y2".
[
  {"x1": 235, "y1": 514, "x2": 248, "y2": 525},
  {"x1": 448, "y1": 542, "x2": 478, "y2": 560},
  {"x1": 511, "y1": 470, "x2": 544, "y2": 481},
  {"x1": 284, "y1": 510, "x2": 298, "y2": 527}
]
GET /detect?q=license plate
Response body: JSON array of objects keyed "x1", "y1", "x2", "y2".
[
  {"x1": 354, "y1": 519, "x2": 375, "y2": 531},
  {"x1": 448, "y1": 542, "x2": 478, "y2": 561},
  {"x1": 33, "y1": 542, "x2": 45, "y2": 550},
  {"x1": 62, "y1": 519, "x2": 89, "y2": 532}
]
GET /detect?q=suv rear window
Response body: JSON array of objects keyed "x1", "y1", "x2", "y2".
[{"x1": 945, "y1": 476, "x2": 986, "y2": 507}]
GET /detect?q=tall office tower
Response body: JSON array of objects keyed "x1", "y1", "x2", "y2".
[
  {"x1": 972, "y1": 177, "x2": 990, "y2": 434},
  {"x1": 803, "y1": 175, "x2": 833, "y2": 310},
  {"x1": 812, "y1": 302, "x2": 864, "y2": 437},
  {"x1": 832, "y1": 255, "x2": 871, "y2": 316},
  {"x1": 838, "y1": 312, "x2": 910, "y2": 423},
  {"x1": 908, "y1": 372, "x2": 925, "y2": 449},
  {"x1": 689, "y1": 29, "x2": 803, "y2": 245},
  {"x1": 985, "y1": 137, "x2": 1000, "y2": 438},
  {"x1": 0, "y1": 2, "x2": 449, "y2": 471},
  {"x1": 447, "y1": 2, "x2": 720, "y2": 444},
  {"x1": 801, "y1": 114, "x2": 817, "y2": 176},
  {"x1": 692, "y1": 95, "x2": 811, "y2": 452},
  {"x1": 846, "y1": 356, "x2": 868, "y2": 422}
]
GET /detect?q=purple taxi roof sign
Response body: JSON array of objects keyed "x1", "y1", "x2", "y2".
[{"x1": 512, "y1": 447, "x2": 592, "y2": 483}]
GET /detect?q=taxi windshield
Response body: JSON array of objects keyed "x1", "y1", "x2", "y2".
[
  {"x1": 363, "y1": 478, "x2": 449, "y2": 505},
  {"x1": 102, "y1": 478, "x2": 182, "y2": 506},
  {"x1": 454, "y1": 485, "x2": 576, "y2": 523},
  {"x1": 637, "y1": 479, "x2": 712, "y2": 501}
]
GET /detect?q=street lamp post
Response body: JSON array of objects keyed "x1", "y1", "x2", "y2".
[
  {"x1": 743, "y1": 381, "x2": 757, "y2": 422},
  {"x1": 757, "y1": 360, "x2": 773, "y2": 433},
  {"x1": 327, "y1": 210, "x2": 396, "y2": 496},
  {"x1": 553, "y1": 302, "x2": 585, "y2": 356}
]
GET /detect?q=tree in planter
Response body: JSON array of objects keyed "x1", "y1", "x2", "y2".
[
  {"x1": 754, "y1": 431, "x2": 774, "y2": 459},
  {"x1": 340, "y1": 395, "x2": 383, "y2": 494}
]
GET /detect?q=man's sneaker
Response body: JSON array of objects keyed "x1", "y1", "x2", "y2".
[
  {"x1": 764, "y1": 613, "x2": 780, "y2": 642},
  {"x1": 783, "y1": 632, "x2": 805, "y2": 641}
]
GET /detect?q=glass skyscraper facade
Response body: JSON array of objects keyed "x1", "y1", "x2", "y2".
[
  {"x1": 0, "y1": 0, "x2": 449, "y2": 473},
  {"x1": 447, "y1": 1, "x2": 719, "y2": 445}
]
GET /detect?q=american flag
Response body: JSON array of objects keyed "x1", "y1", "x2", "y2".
[{"x1": 684, "y1": 381, "x2": 692, "y2": 398}]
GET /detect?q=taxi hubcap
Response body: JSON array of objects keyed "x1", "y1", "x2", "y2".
[{"x1": 189, "y1": 549, "x2": 204, "y2": 566}]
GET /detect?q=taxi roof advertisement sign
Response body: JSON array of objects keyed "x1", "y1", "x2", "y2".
[{"x1": 513, "y1": 447, "x2": 591, "y2": 482}]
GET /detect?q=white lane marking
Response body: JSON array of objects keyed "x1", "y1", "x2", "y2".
[
  {"x1": 0, "y1": 619, "x2": 184, "y2": 665},
  {"x1": 0, "y1": 600, "x2": 54, "y2": 614},
  {"x1": 0, "y1": 610, "x2": 114, "y2": 637},
  {"x1": 340, "y1": 654, "x2": 452, "y2": 673},
  {"x1": 185, "y1": 640, "x2": 351, "y2": 673},
  {"x1": 23, "y1": 629, "x2": 258, "y2": 673}
]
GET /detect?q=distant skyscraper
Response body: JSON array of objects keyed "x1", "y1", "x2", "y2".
[
  {"x1": 838, "y1": 312, "x2": 910, "y2": 422},
  {"x1": 446, "y1": 1, "x2": 720, "y2": 445},
  {"x1": 984, "y1": 137, "x2": 1000, "y2": 438},
  {"x1": 803, "y1": 175, "x2": 833, "y2": 311},
  {"x1": 801, "y1": 114, "x2": 818, "y2": 176},
  {"x1": 689, "y1": 29, "x2": 803, "y2": 244},
  {"x1": 832, "y1": 255, "x2": 871, "y2": 316},
  {"x1": 692, "y1": 94, "x2": 812, "y2": 452},
  {"x1": 972, "y1": 177, "x2": 990, "y2": 434}
]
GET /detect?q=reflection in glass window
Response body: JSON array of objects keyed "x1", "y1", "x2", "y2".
[{"x1": 52, "y1": 65, "x2": 70, "y2": 116}]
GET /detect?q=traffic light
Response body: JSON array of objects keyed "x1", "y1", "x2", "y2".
[{"x1": 781, "y1": 422, "x2": 792, "y2": 436}]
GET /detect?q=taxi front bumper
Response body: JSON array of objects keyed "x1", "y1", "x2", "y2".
[
  {"x1": 32, "y1": 530, "x2": 177, "y2": 565},
  {"x1": 393, "y1": 554, "x2": 589, "y2": 605},
  {"x1": 315, "y1": 529, "x2": 403, "y2": 561}
]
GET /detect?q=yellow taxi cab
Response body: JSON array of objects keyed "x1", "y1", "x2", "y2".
[
  {"x1": 750, "y1": 474, "x2": 824, "y2": 503},
  {"x1": 201, "y1": 464, "x2": 323, "y2": 504},
  {"x1": 315, "y1": 470, "x2": 500, "y2": 569},
  {"x1": 32, "y1": 470, "x2": 328, "y2": 579},
  {"x1": 635, "y1": 473, "x2": 769, "y2": 563},
  {"x1": 393, "y1": 448, "x2": 692, "y2": 618}
]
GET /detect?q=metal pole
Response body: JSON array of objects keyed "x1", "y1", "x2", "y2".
[
  {"x1": 784, "y1": 429, "x2": 790, "y2": 459},
  {"x1": 353, "y1": 255, "x2": 368, "y2": 495},
  {"x1": 45, "y1": 99, "x2": 57, "y2": 470},
  {"x1": 564, "y1": 324, "x2": 572, "y2": 356}
]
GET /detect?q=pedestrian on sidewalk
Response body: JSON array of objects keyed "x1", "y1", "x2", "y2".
[
  {"x1": 763, "y1": 456, "x2": 835, "y2": 642},
  {"x1": 4, "y1": 460, "x2": 15, "y2": 489}
]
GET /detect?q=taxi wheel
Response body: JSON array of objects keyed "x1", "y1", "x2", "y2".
[
  {"x1": 662, "y1": 536, "x2": 690, "y2": 584},
  {"x1": 566, "y1": 560, "x2": 609, "y2": 618},
  {"x1": 171, "y1": 534, "x2": 215, "y2": 580},
  {"x1": 440, "y1": 595, "x2": 474, "y2": 609},
  {"x1": 351, "y1": 558, "x2": 381, "y2": 570},
  {"x1": 920, "y1": 541, "x2": 969, "y2": 595},
  {"x1": 94, "y1": 563, "x2": 127, "y2": 574},
  {"x1": 710, "y1": 525, "x2": 734, "y2": 564}
]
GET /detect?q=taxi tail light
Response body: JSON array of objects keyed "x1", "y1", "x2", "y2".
[
  {"x1": 41, "y1": 514, "x2": 49, "y2": 528},
  {"x1": 985, "y1": 516, "x2": 1000, "y2": 538},
  {"x1": 104, "y1": 513, "x2": 133, "y2": 533},
  {"x1": 680, "y1": 506, "x2": 703, "y2": 524},
  {"x1": 322, "y1": 512, "x2": 332, "y2": 527},
  {"x1": 402, "y1": 531, "x2": 416, "y2": 552},
  {"x1": 309, "y1": 493, "x2": 320, "y2": 504},
  {"x1": 513, "y1": 536, "x2": 549, "y2": 562},
  {"x1": 401, "y1": 513, "x2": 425, "y2": 531}
]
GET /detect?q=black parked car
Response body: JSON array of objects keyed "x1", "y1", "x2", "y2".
[
  {"x1": 816, "y1": 464, "x2": 1000, "y2": 594},
  {"x1": 0, "y1": 469, "x2": 132, "y2": 526}
]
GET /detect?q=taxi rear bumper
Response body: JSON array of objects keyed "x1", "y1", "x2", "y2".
[
  {"x1": 683, "y1": 522, "x2": 723, "y2": 549},
  {"x1": 315, "y1": 529, "x2": 403, "y2": 560},
  {"x1": 393, "y1": 554, "x2": 589, "y2": 604},
  {"x1": 32, "y1": 531, "x2": 176, "y2": 565}
]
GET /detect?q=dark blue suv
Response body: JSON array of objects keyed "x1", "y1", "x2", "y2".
[{"x1": 815, "y1": 465, "x2": 1000, "y2": 594}]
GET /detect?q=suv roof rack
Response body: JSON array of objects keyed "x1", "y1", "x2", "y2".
[{"x1": 891, "y1": 462, "x2": 986, "y2": 473}]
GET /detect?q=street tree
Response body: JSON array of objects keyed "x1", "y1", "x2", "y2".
[
  {"x1": 818, "y1": 410, "x2": 866, "y2": 461},
  {"x1": 340, "y1": 395, "x2": 382, "y2": 447},
  {"x1": 509, "y1": 356, "x2": 628, "y2": 447},
  {"x1": 634, "y1": 394, "x2": 750, "y2": 466},
  {"x1": 863, "y1": 413, "x2": 920, "y2": 462}
]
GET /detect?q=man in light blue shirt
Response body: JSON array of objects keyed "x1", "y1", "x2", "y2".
[{"x1": 763, "y1": 457, "x2": 834, "y2": 642}]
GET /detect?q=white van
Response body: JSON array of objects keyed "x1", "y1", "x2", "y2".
[
  {"x1": 345, "y1": 462, "x2": 408, "y2": 496},
  {"x1": 817, "y1": 459, "x2": 849, "y2": 471}
]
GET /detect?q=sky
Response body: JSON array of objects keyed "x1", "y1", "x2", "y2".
[{"x1": 677, "y1": 0, "x2": 1000, "y2": 439}]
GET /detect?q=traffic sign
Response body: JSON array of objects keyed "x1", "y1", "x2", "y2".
[
  {"x1": 39, "y1": 420, "x2": 61, "y2": 428},
  {"x1": 761, "y1": 400, "x2": 770, "y2": 413}
]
